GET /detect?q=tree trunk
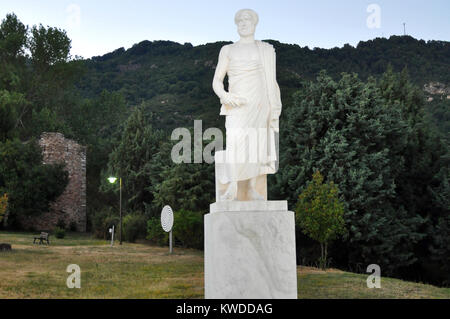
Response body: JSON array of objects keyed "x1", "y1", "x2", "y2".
[{"x1": 320, "y1": 242, "x2": 324, "y2": 270}]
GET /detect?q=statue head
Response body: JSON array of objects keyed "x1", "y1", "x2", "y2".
[{"x1": 235, "y1": 9, "x2": 259, "y2": 37}]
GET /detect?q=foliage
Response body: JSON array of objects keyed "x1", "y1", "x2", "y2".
[
  {"x1": 104, "y1": 106, "x2": 166, "y2": 212},
  {"x1": 0, "y1": 193, "x2": 7, "y2": 223},
  {"x1": 0, "y1": 13, "x2": 83, "y2": 140},
  {"x1": 91, "y1": 208, "x2": 119, "y2": 239},
  {"x1": 56, "y1": 218, "x2": 66, "y2": 230},
  {"x1": 295, "y1": 171, "x2": 346, "y2": 269},
  {"x1": 273, "y1": 69, "x2": 446, "y2": 278},
  {"x1": 0, "y1": 90, "x2": 25, "y2": 141},
  {"x1": 69, "y1": 90, "x2": 129, "y2": 223},
  {"x1": 155, "y1": 159, "x2": 214, "y2": 214},
  {"x1": 53, "y1": 226, "x2": 65, "y2": 239},
  {"x1": 0, "y1": 139, "x2": 69, "y2": 227},
  {"x1": 146, "y1": 210, "x2": 204, "y2": 249},
  {"x1": 29, "y1": 24, "x2": 71, "y2": 67},
  {"x1": 424, "y1": 97, "x2": 450, "y2": 145},
  {"x1": 122, "y1": 213, "x2": 147, "y2": 243},
  {"x1": 173, "y1": 209, "x2": 204, "y2": 249},
  {"x1": 146, "y1": 217, "x2": 168, "y2": 245},
  {"x1": 69, "y1": 221, "x2": 77, "y2": 232},
  {"x1": 77, "y1": 37, "x2": 450, "y2": 138}
]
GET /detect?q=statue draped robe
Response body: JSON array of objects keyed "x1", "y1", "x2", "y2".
[{"x1": 217, "y1": 41, "x2": 282, "y2": 184}]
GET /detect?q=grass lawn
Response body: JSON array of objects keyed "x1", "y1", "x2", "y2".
[{"x1": 0, "y1": 231, "x2": 449, "y2": 299}]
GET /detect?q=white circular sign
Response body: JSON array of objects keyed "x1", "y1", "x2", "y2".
[{"x1": 161, "y1": 205, "x2": 174, "y2": 232}]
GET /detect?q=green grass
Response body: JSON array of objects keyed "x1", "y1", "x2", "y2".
[
  {"x1": 297, "y1": 268, "x2": 450, "y2": 299},
  {"x1": 0, "y1": 231, "x2": 449, "y2": 299}
]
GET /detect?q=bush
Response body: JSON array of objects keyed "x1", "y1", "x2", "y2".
[
  {"x1": 122, "y1": 213, "x2": 147, "y2": 243},
  {"x1": 146, "y1": 217, "x2": 168, "y2": 245},
  {"x1": 173, "y1": 209, "x2": 204, "y2": 249},
  {"x1": 146, "y1": 209, "x2": 204, "y2": 249},
  {"x1": 0, "y1": 139, "x2": 69, "y2": 227},
  {"x1": 69, "y1": 221, "x2": 77, "y2": 232},
  {"x1": 54, "y1": 226, "x2": 65, "y2": 239},
  {"x1": 0, "y1": 193, "x2": 8, "y2": 224},
  {"x1": 91, "y1": 208, "x2": 119, "y2": 239},
  {"x1": 56, "y1": 218, "x2": 66, "y2": 230},
  {"x1": 295, "y1": 171, "x2": 346, "y2": 270}
]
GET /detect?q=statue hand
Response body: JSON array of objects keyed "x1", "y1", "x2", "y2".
[{"x1": 220, "y1": 93, "x2": 246, "y2": 108}]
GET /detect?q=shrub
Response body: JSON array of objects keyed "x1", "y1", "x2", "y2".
[
  {"x1": 0, "y1": 139, "x2": 68, "y2": 225},
  {"x1": 122, "y1": 213, "x2": 147, "y2": 243},
  {"x1": 173, "y1": 209, "x2": 204, "y2": 249},
  {"x1": 146, "y1": 217, "x2": 168, "y2": 245},
  {"x1": 54, "y1": 226, "x2": 65, "y2": 239},
  {"x1": 91, "y1": 208, "x2": 119, "y2": 239},
  {"x1": 295, "y1": 171, "x2": 346, "y2": 270},
  {"x1": 0, "y1": 193, "x2": 8, "y2": 224},
  {"x1": 69, "y1": 221, "x2": 77, "y2": 232},
  {"x1": 56, "y1": 218, "x2": 66, "y2": 230},
  {"x1": 146, "y1": 209, "x2": 204, "y2": 249}
]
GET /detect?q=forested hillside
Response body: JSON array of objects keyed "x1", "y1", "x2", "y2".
[{"x1": 76, "y1": 36, "x2": 450, "y2": 137}]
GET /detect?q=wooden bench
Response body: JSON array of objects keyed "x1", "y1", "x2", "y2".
[{"x1": 33, "y1": 232, "x2": 50, "y2": 245}]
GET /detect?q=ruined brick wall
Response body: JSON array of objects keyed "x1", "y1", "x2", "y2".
[{"x1": 18, "y1": 133, "x2": 87, "y2": 232}]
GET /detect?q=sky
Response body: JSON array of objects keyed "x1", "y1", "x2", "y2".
[{"x1": 1, "y1": 0, "x2": 449, "y2": 59}]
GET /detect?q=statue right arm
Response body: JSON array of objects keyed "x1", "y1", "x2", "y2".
[
  {"x1": 212, "y1": 45, "x2": 230, "y2": 100},
  {"x1": 212, "y1": 45, "x2": 245, "y2": 108}
]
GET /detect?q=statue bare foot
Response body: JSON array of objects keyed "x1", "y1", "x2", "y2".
[
  {"x1": 247, "y1": 177, "x2": 264, "y2": 200},
  {"x1": 220, "y1": 182, "x2": 237, "y2": 201},
  {"x1": 248, "y1": 188, "x2": 264, "y2": 201}
]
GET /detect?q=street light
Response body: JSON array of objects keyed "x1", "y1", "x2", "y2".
[{"x1": 108, "y1": 176, "x2": 122, "y2": 245}]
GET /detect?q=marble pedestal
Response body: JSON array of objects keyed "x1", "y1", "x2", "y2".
[{"x1": 204, "y1": 201, "x2": 297, "y2": 299}]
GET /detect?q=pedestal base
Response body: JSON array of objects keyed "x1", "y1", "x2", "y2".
[{"x1": 204, "y1": 201, "x2": 297, "y2": 299}]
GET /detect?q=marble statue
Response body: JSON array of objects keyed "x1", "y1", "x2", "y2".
[
  {"x1": 212, "y1": 8, "x2": 282, "y2": 201},
  {"x1": 205, "y1": 9, "x2": 297, "y2": 299}
]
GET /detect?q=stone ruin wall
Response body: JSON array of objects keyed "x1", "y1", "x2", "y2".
[{"x1": 19, "y1": 133, "x2": 87, "y2": 232}]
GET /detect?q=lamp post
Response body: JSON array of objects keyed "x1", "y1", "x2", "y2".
[{"x1": 108, "y1": 176, "x2": 122, "y2": 245}]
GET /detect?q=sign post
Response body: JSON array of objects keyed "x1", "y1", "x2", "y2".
[
  {"x1": 161, "y1": 205, "x2": 174, "y2": 254},
  {"x1": 109, "y1": 225, "x2": 115, "y2": 246}
]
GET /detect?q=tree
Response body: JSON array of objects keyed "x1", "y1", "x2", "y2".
[
  {"x1": 0, "y1": 139, "x2": 68, "y2": 227},
  {"x1": 379, "y1": 67, "x2": 449, "y2": 280},
  {"x1": 104, "y1": 106, "x2": 166, "y2": 212},
  {"x1": 0, "y1": 13, "x2": 83, "y2": 140},
  {"x1": 0, "y1": 13, "x2": 27, "y2": 63},
  {"x1": 153, "y1": 132, "x2": 215, "y2": 214},
  {"x1": 29, "y1": 24, "x2": 71, "y2": 69},
  {"x1": 273, "y1": 70, "x2": 426, "y2": 275},
  {"x1": 295, "y1": 171, "x2": 346, "y2": 269},
  {"x1": 0, "y1": 90, "x2": 26, "y2": 141},
  {"x1": 154, "y1": 161, "x2": 214, "y2": 213},
  {"x1": 0, "y1": 193, "x2": 7, "y2": 224}
]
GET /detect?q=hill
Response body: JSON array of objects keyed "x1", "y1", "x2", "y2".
[{"x1": 76, "y1": 36, "x2": 450, "y2": 136}]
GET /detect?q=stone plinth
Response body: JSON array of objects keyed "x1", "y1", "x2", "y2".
[{"x1": 204, "y1": 201, "x2": 297, "y2": 299}]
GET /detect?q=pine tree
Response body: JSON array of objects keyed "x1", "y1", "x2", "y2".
[
  {"x1": 105, "y1": 106, "x2": 166, "y2": 212},
  {"x1": 274, "y1": 71, "x2": 426, "y2": 275},
  {"x1": 154, "y1": 161, "x2": 214, "y2": 213}
]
